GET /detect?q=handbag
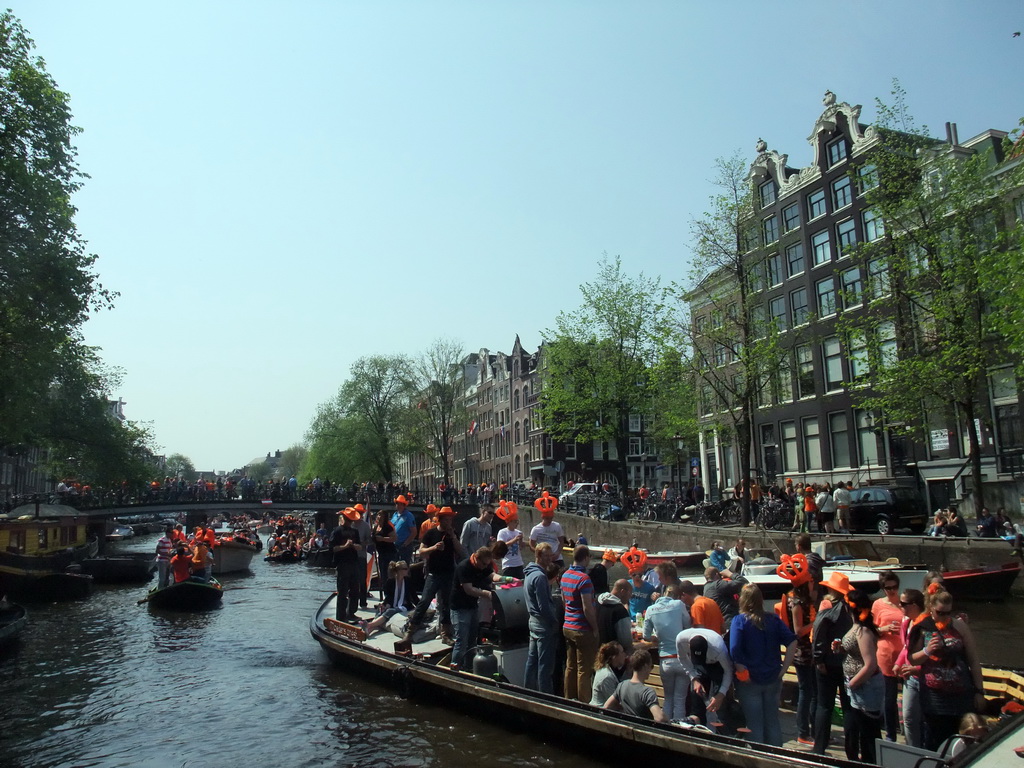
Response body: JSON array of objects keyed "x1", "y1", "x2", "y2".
[{"x1": 846, "y1": 671, "x2": 884, "y2": 716}]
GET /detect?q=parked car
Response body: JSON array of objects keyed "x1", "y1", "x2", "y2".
[
  {"x1": 559, "y1": 483, "x2": 600, "y2": 504},
  {"x1": 848, "y1": 486, "x2": 928, "y2": 535}
]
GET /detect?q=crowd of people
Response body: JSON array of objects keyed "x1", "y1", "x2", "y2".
[{"x1": 152, "y1": 521, "x2": 259, "y2": 588}]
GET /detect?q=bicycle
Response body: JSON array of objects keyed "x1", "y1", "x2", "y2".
[
  {"x1": 754, "y1": 498, "x2": 791, "y2": 530},
  {"x1": 688, "y1": 499, "x2": 740, "y2": 527}
]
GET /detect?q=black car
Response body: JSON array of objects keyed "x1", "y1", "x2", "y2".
[{"x1": 848, "y1": 486, "x2": 928, "y2": 535}]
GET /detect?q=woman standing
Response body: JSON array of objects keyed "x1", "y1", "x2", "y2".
[
  {"x1": 872, "y1": 571, "x2": 904, "y2": 742},
  {"x1": 893, "y1": 588, "x2": 926, "y2": 747},
  {"x1": 836, "y1": 589, "x2": 883, "y2": 764},
  {"x1": 784, "y1": 574, "x2": 817, "y2": 745},
  {"x1": 907, "y1": 589, "x2": 985, "y2": 751},
  {"x1": 729, "y1": 583, "x2": 797, "y2": 746}
]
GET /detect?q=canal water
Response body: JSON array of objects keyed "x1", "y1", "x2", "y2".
[
  {"x1": 0, "y1": 533, "x2": 615, "y2": 768},
  {"x1": 2, "y1": 532, "x2": 1022, "y2": 768}
]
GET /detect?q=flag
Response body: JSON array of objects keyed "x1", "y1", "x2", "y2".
[
  {"x1": 468, "y1": 420, "x2": 478, "y2": 435},
  {"x1": 500, "y1": 424, "x2": 506, "y2": 438},
  {"x1": 261, "y1": 499, "x2": 273, "y2": 507}
]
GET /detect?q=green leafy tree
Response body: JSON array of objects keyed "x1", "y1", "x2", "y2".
[
  {"x1": 165, "y1": 452, "x2": 197, "y2": 482},
  {"x1": 843, "y1": 85, "x2": 1024, "y2": 512},
  {"x1": 0, "y1": 12, "x2": 117, "y2": 447},
  {"x1": 276, "y1": 444, "x2": 308, "y2": 482},
  {"x1": 684, "y1": 153, "x2": 796, "y2": 524},
  {"x1": 408, "y1": 339, "x2": 467, "y2": 487},
  {"x1": 538, "y1": 255, "x2": 668, "y2": 488}
]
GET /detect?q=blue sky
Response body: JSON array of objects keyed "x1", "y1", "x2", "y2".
[{"x1": 13, "y1": 2, "x2": 1023, "y2": 472}]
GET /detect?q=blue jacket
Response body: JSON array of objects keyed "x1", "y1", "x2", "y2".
[{"x1": 524, "y1": 562, "x2": 556, "y2": 627}]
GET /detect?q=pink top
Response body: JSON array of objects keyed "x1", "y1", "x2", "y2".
[{"x1": 872, "y1": 596, "x2": 905, "y2": 676}]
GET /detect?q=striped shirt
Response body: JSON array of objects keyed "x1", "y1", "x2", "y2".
[
  {"x1": 155, "y1": 536, "x2": 174, "y2": 562},
  {"x1": 560, "y1": 565, "x2": 594, "y2": 633}
]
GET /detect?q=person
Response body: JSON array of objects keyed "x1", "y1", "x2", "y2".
[
  {"x1": 779, "y1": 563, "x2": 817, "y2": 745},
  {"x1": 702, "y1": 567, "x2": 743, "y2": 634},
  {"x1": 708, "y1": 541, "x2": 730, "y2": 574},
  {"x1": 391, "y1": 495, "x2": 416, "y2": 563},
  {"x1": 648, "y1": 561, "x2": 680, "y2": 598},
  {"x1": 561, "y1": 545, "x2": 598, "y2": 703},
  {"x1": 907, "y1": 589, "x2": 985, "y2": 751},
  {"x1": 404, "y1": 506, "x2": 463, "y2": 645},
  {"x1": 791, "y1": 484, "x2": 806, "y2": 533},
  {"x1": 450, "y1": 546, "x2": 495, "y2": 671},
  {"x1": 352, "y1": 504, "x2": 373, "y2": 608},
  {"x1": 372, "y1": 509, "x2": 397, "y2": 597},
  {"x1": 795, "y1": 533, "x2": 824, "y2": 586},
  {"x1": 643, "y1": 583, "x2": 691, "y2": 721},
  {"x1": 834, "y1": 481, "x2": 852, "y2": 534},
  {"x1": 728, "y1": 583, "x2": 797, "y2": 746},
  {"x1": 726, "y1": 538, "x2": 748, "y2": 575},
  {"x1": 588, "y1": 549, "x2": 617, "y2": 596},
  {"x1": 170, "y1": 544, "x2": 193, "y2": 584},
  {"x1": 590, "y1": 641, "x2": 626, "y2": 707},
  {"x1": 945, "y1": 508, "x2": 969, "y2": 538},
  {"x1": 363, "y1": 560, "x2": 418, "y2": 638},
  {"x1": 523, "y1": 542, "x2": 559, "y2": 693},
  {"x1": 331, "y1": 508, "x2": 363, "y2": 622},
  {"x1": 191, "y1": 538, "x2": 213, "y2": 582},
  {"x1": 596, "y1": 579, "x2": 633, "y2": 652},
  {"x1": 154, "y1": 526, "x2": 175, "y2": 589},
  {"x1": 460, "y1": 505, "x2": 495, "y2": 554},
  {"x1": 893, "y1": 588, "x2": 926, "y2": 747},
  {"x1": 803, "y1": 486, "x2": 818, "y2": 533},
  {"x1": 976, "y1": 507, "x2": 997, "y2": 538},
  {"x1": 627, "y1": 568, "x2": 656, "y2": 620},
  {"x1": 418, "y1": 503, "x2": 439, "y2": 541},
  {"x1": 529, "y1": 509, "x2": 566, "y2": 567},
  {"x1": 872, "y1": 571, "x2": 904, "y2": 742},
  {"x1": 676, "y1": 627, "x2": 734, "y2": 729},
  {"x1": 575, "y1": 531, "x2": 588, "y2": 546},
  {"x1": 495, "y1": 510, "x2": 527, "y2": 579},
  {"x1": 816, "y1": 484, "x2": 837, "y2": 534},
  {"x1": 811, "y1": 571, "x2": 853, "y2": 755},
  {"x1": 678, "y1": 580, "x2": 724, "y2": 635},
  {"x1": 603, "y1": 649, "x2": 669, "y2": 723},
  {"x1": 835, "y1": 589, "x2": 884, "y2": 764}
]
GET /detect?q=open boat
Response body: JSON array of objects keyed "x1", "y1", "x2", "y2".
[
  {"x1": 810, "y1": 538, "x2": 927, "y2": 593},
  {"x1": 941, "y1": 562, "x2": 1021, "y2": 601},
  {"x1": 0, "y1": 599, "x2": 27, "y2": 645},
  {"x1": 81, "y1": 553, "x2": 156, "y2": 583},
  {"x1": 212, "y1": 538, "x2": 259, "y2": 574},
  {"x1": 144, "y1": 578, "x2": 223, "y2": 611}
]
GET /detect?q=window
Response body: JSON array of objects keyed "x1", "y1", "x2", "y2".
[
  {"x1": 849, "y1": 332, "x2": 869, "y2": 380},
  {"x1": 827, "y1": 138, "x2": 848, "y2": 167},
  {"x1": 628, "y1": 437, "x2": 642, "y2": 456},
  {"x1": 742, "y1": 223, "x2": 758, "y2": 252},
  {"x1": 856, "y1": 410, "x2": 879, "y2": 467},
  {"x1": 628, "y1": 413, "x2": 641, "y2": 432},
  {"x1": 879, "y1": 320, "x2": 897, "y2": 368},
  {"x1": 695, "y1": 315, "x2": 708, "y2": 334},
  {"x1": 791, "y1": 288, "x2": 809, "y2": 326},
  {"x1": 565, "y1": 442, "x2": 577, "y2": 459},
  {"x1": 786, "y1": 242, "x2": 805, "y2": 276},
  {"x1": 841, "y1": 267, "x2": 863, "y2": 308},
  {"x1": 783, "y1": 203, "x2": 800, "y2": 233},
  {"x1": 760, "y1": 179, "x2": 777, "y2": 207},
  {"x1": 769, "y1": 295, "x2": 787, "y2": 331},
  {"x1": 803, "y1": 417, "x2": 822, "y2": 470},
  {"x1": 863, "y1": 208, "x2": 884, "y2": 241},
  {"x1": 867, "y1": 258, "x2": 891, "y2": 298},
  {"x1": 832, "y1": 176, "x2": 853, "y2": 210},
  {"x1": 829, "y1": 412, "x2": 851, "y2": 468},
  {"x1": 858, "y1": 163, "x2": 879, "y2": 192},
  {"x1": 823, "y1": 337, "x2": 843, "y2": 390},
  {"x1": 781, "y1": 421, "x2": 798, "y2": 472},
  {"x1": 1014, "y1": 196, "x2": 1024, "y2": 221},
  {"x1": 777, "y1": 359, "x2": 794, "y2": 403},
  {"x1": 796, "y1": 344, "x2": 815, "y2": 398},
  {"x1": 766, "y1": 253, "x2": 782, "y2": 286},
  {"x1": 812, "y1": 230, "x2": 831, "y2": 266},
  {"x1": 762, "y1": 216, "x2": 779, "y2": 245},
  {"x1": 807, "y1": 189, "x2": 826, "y2": 220},
  {"x1": 836, "y1": 218, "x2": 858, "y2": 258},
  {"x1": 713, "y1": 343, "x2": 727, "y2": 367},
  {"x1": 908, "y1": 242, "x2": 928, "y2": 276},
  {"x1": 816, "y1": 277, "x2": 836, "y2": 317}
]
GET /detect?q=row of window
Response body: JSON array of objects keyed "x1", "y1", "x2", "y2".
[
  {"x1": 757, "y1": 137, "x2": 857, "y2": 209},
  {"x1": 773, "y1": 409, "x2": 880, "y2": 474}
]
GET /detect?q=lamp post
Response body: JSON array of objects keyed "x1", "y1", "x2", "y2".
[
  {"x1": 673, "y1": 435, "x2": 685, "y2": 500},
  {"x1": 864, "y1": 412, "x2": 875, "y2": 482}
]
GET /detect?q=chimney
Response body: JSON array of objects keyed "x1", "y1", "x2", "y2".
[
  {"x1": 945, "y1": 122, "x2": 953, "y2": 145},
  {"x1": 951, "y1": 123, "x2": 959, "y2": 146}
]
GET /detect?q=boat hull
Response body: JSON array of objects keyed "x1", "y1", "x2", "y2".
[
  {"x1": 146, "y1": 579, "x2": 224, "y2": 611},
  {"x1": 0, "y1": 602, "x2": 28, "y2": 644},
  {"x1": 943, "y1": 562, "x2": 1021, "y2": 601},
  {"x1": 81, "y1": 554, "x2": 156, "y2": 583},
  {"x1": 0, "y1": 570, "x2": 94, "y2": 602},
  {"x1": 302, "y1": 548, "x2": 334, "y2": 568},
  {"x1": 212, "y1": 541, "x2": 258, "y2": 574}
]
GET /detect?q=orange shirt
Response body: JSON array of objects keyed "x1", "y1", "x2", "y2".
[
  {"x1": 170, "y1": 553, "x2": 192, "y2": 583},
  {"x1": 690, "y1": 595, "x2": 724, "y2": 635},
  {"x1": 872, "y1": 596, "x2": 905, "y2": 676},
  {"x1": 418, "y1": 518, "x2": 438, "y2": 539}
]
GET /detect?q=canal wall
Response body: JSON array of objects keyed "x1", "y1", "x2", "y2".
[{"x1": 516, "y1": 506, "x2": 1024, "y2": 596}]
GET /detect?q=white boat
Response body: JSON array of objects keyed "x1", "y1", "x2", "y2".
[
  {"x1": 811, "y1": 538, "x2": 927, "y2": 594},
  {"x1": 211, "y1": 539, "x2": 259, "y2": 574}
]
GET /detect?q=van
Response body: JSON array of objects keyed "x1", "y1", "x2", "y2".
[{"x1": 558, "y1": 483, "x2": 600, "y2": 504}]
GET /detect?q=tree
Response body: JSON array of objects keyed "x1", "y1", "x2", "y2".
[
  {"x1": 408, "y1": 339, "x2": 467, "y2": 487},
  {"x1": 538, "y1": 255, "x2": 668, "y2": 488},
  {"x1": 276, "y1": 444, "x2": 308, "y2": 481},
  {"x1": 684, "y1": 153, "x2": 796, "y2": 524},
  {"x1": 842, "y1": 84, "x2": 1024, "y2": 512},
  {"x1": 165, "y1": 452, "x2": 197, "y2": 482},
  {"x1": 0, "y1": 13, "x2": 116, "y2": 447}
]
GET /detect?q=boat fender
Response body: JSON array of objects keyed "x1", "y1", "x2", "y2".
[{"x1": 392, "y1": 665, "x2": 413, "y2": 699}]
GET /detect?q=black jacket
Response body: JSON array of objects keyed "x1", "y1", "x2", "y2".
[{"x1": 812, "y1": 599, "x2": 852, "y2": 669}]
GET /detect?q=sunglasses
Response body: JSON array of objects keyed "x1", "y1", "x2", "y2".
[
  {"x1": 899, "y1": 601, "x2": 917, "y2": 608},
  {"x1": 883, "y1": 585, "x2": 899, "y2": 591},
  {"x1": 934, "y1": 609, "x2": 952, "y2": 616}
]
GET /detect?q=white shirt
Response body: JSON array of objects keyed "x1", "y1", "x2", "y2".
[
  {"x1": 529, "y1": 520, "x2": 565, "y2": 562},
  {"x1": 497, "y1": 526, "x2": 524, "y2": 569}
]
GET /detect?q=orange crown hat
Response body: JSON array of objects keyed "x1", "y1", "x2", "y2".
[
  {"x1": 495, "y1": 500, "x2": 519, "y2": 522},
  {"x1": 602, "y1": 548, "x2": 618, "y2": 564},
  {"x1": 620, "y1": 546, "x2": 647, "y2": 575},
  {"x1": 341, "y1": 507, "x2": 361, "y2": 521},
  {"x1": 394, "y1": 495, "x2": 408, "y2": 507},
  {"x1": 437, "y1": 506, "x2": 456, "y2": 517},
  {"x1": 776, "y1": 553, "x2": 812, "y2": 587},
  {"x1": 926, "y1": 581, "x2": 942, "y2": 595},
  {"x1": 534, "y1": 491, "x2": 558, "y2": 517}
]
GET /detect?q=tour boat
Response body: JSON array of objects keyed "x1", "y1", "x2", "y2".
[{"x1": 211, "y1": 538, "x2": 259, "y2": 574}]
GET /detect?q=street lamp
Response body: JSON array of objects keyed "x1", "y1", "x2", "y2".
[{"x1": 673, "y1": 435, "x2": 686, "y2": 498}]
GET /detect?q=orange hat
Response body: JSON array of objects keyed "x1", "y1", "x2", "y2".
[
  {"x1": 495, "y1": 500, "x2": 519, "y2": 522},
  {"x1": 353, "y1": 503, "x2": 366, "y2": 514},
  {"x1": 534, "y1": 491, "x2": 557, "y2": 517},
  {"x1": 341, "y1": 507, "x2": 361, "y2": 521},
  {"x1": 602, "y1": 549, "x2": 618, "y2": 564},
  {"x1": 820, "y1": 571, "x2": 852, "y2": 595},
  {"x1": 620, "y1": 547, "x2": 647, "y2": 575},
  {"x1": 425, "y1": 503, "x2": 439, "y2": 516},
  {"x1": 437, "y1": 506, "x2": 456, "y2": 517},
  {"x1": 394, "y1": 495, "x2": 408, "y2": 506},
  {"x1": 776, "y1": 553, "x2": 812, "y2": 587}
]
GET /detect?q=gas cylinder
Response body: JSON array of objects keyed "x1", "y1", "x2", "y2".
[{"x1": 472, "y1": 644, "x2": 499, "y2": 678}]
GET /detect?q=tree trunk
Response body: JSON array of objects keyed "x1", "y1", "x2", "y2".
[
  {"x1": 963, "y1": 402, "x2": 985, "y2": 513},
  {"x1": 737, "y1": 411, "x2": 753, "y2": 527}
]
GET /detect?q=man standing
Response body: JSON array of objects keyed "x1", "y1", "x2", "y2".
[
  {"x1": 529, "y1": 508, "x2": 566, "y2": 567},
  {"x1": 450, "y1": 546, "x2": 494, "y2": 670},
  {"x1": 154, "y1": 526, "x2": 175, "y2": 589},
  {"x1": 460, "y1": 505, "x2": 494, "y2": 555},
  {"x1": 812, "y1": 572, "x2": 854, "y2": 755},
  {"x1": 678, "y1": 580, "x2": 724, "y2": 635},
  {"x1": 596, "y1": 578, "x2": 633, "y2": 652},
  {"x1": 834, "y1": 481, "x2": 852, "y2": 534},
  {"x1": 352, "y1": 503, "x2": 373, "y2": 608},
  {"x1": 702, "y1": 567, "x2": 744, "y2": 634},
  {"x1": 391, "y1": 495, "x2": 416, "y2": 564},
  {"x1": 331, "y1": 508, "x2": 363, "y2": 622},
  {"x1": 561, "y1": 545, "x2": 598, "y2": 703},
  {"x1": 405, "y1": 506, "x2": 462, "y2": 644},
  {"x1": 588, "y1": 549, "x2": 617, "y2": 596},
  {"x1": 524, "y1": 542, "x2": 559, "y2": 693}
]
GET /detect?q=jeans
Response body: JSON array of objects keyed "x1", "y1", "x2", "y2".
[
  {"x1": 156, "y1": 560, "x2": 170, "y2": 590},
  {"x1": 525, "y1": 617, "x2": 558, "y2": 694},
  {"x1": 335, "y1": 562, "x2": 362, "y2": 620},
  {"x1": 735, "y1": 678, "x2": 783, "y2": 746},
  {"x1": 562, "y1": 626, "x2": 598, "y2": 703},
  {"x1": 903, "y1": 675, "x2": 922, "y2": 748},
  {"x1": 795, "y1": 663, "x2": 817, "y2": 739},
  {"x1": 451, "y1": 607, "x2": 478, "y2": 670},
  {"x1": 845, "y1": 704, "x2": 882, "y2": 763},
  {"x1": 409, "y1": 571, "x2": 453, "y2": 629},
  {"x1": 813, "y1": 666, "x2": 852, "y2": 755},
  {"x1": 660, "y1": 657, "x2": 688, "y2": 721}
]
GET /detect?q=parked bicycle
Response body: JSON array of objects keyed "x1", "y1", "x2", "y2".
[
  {"x1": 685, "y1": 499, "x2": 740, "y2": 527},
  {"x1": 754, "y1": 498, "x2": 791, "y2": 530}
]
